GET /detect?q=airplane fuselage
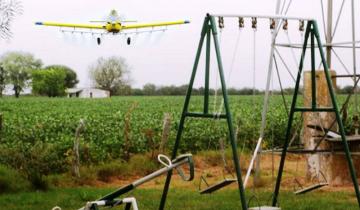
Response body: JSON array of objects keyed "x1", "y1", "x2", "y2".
[{"x1": 104, "y1": 22, "x2": 121, "y2": 33}]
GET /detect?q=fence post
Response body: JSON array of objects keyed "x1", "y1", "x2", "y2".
[
  {"x1": 159, "y1": 113, "x2": 172, "y2": 153},
  {"x1": 73, "y1": 119, "x2": 85, "y2": 178}
]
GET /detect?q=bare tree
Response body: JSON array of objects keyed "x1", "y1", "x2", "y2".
[
  {"x1": 89, "y1": 56, "x2": 131, "y2": 96},
  {"x1": 0, "y1": 0, "x2": 22, "y2": 40}
]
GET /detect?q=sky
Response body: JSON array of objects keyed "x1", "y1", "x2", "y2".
[{"x1": 1, "y1": 0, "x2": 359, "y2": 90}]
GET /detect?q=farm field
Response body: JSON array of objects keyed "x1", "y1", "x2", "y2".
[
  {"x1": 0, "y1": 95, "x2": 358, "y2": 210},
  {"x1": 0, "y1": 95, "x2": 294, "y2": 164}
]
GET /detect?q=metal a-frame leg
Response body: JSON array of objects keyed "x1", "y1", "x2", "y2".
[
  {"x1": 209, "y1": 15, "x2": 248, "y2": 210},
  {"x1": 159, "y1": 14, "x2": 248, "y2": 210},
  {"x1": 158, "y1": 16, "x2": 208, "y2": 210},
  {"x1": 272, "y1": 20, "x2": 360, "y2": 207}
]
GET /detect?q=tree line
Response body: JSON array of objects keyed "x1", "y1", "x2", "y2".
[
  {"x1": 0, "y1": 52, "x2": 79, "y2": 97},
  {"x1": 0, "y1": 52, "x2": 130, "y2": 97},
  {"x1": 0, "y1": 51, "x2": 354, "y2": 98},
  {"x1": 132, "y1": 84, "x2": 267, "y2": 96}
]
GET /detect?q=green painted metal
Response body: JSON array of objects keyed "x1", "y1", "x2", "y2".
[
  {"x1": 294, "y1": 107, "x2": 335, "y2": 112},
  {"x1": 272, "y1": 20, "x2": 360, "y2": 207},
  {"x1": 209, "y1": 15, "x2": 248, "y2": 210},
  {"x1": 159, "y1": 14, "x2": 247, "y2": 210},
  {"x1": 185, "y1": 112, "x2": 227, "y2": 119},
  {"x1": 312, "y1": 20, "x2": 360, "y2": 206},
  {"x1": 204, "y1": 23, "x2": 211, "y2": 114},
  {"x1": 159, "y1": 16, "x2": 208, "y2": 210},
  {"x1": 272, "y1": 20, "x2": 311, "y2": 207},
  {"x1": 310, "y1": 29, "x2": 316, "y2": 109}
]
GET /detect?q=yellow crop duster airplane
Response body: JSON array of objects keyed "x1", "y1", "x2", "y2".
[{"x1": 35, "y1": 10, "x2": 190, "y2": 45}]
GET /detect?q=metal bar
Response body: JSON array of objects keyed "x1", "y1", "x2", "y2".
[
  {"x1": 332, "y1": 74, "x2": 360, "y2": 78},
  {"x1": 123, "y1": 198, "x2": 139, "y2": 210},
  {"x1": 100, "y1": 157, "x2": 190, "y2": 202},
  {"x1": 284, "y1": 0, "x2": 293, "y2": 15},
  {"x1": 267, "y1": 149, "x2": 336, "y2": 154},
  {"x1": 294, "y1": 107, "x2": 335, "y2": 112},
  {"x1": 272, "y1": 20, "x2": 311, "y2": 207},
  {"x1": 326, "y1": 0, "x2": 333, "y2": 67},
  {"x1": 323, "y1": 45, "x2": 360, "y2": 49},
  {"x1": 275, "y1": 41, "x2": 360, "y2": 48},
  {"x1": 185, "y1": 112, "x2": 227, "y2": 119},
  {"x1": 311, "y1": 29, "x2": 316, "y2": 109},
  {"x1": 204, "y1": 24, "x2": 211, "y2": 114},
  {"x1": 285, "y1": 31, "x2": 299, "y2": 67},
  {"x1": 330, "y1": 40, "x2": 360, "y2": 45},
  {"x1": 275, "y1": 44, "x2": 360, "y2": 49},
  {"x1": 331, "y1": 0, "x2": 346, "y2": 39},
  {"x1": 351, "y1": 0, "x2": 358, "y2": 114},
  {"x1": 209, "y1": 15, "x2": 247, "y2": 210},
  {"x1": 276, "y1": 0, "x2": 282, "y2": 15},
  {"x1": 313, "y1": 20, "x2": 360, "y2": 207},
  {"x1": 331, "y1": 48, "x2": 352, "y2": 77},
  {"x1": 274, "y1": 47, "x2": 296, "y2": 81},
  {"x1": 265, "y1": 150, "x2": 360, "y2": 156},
  {"x1": 209, "y1": 13, "x2": 314, "y2": 21},
  {"x1": 158, "y1": 16, "x2": 209, "y2": 210},
  {"x1": 273, "y1": 55, "x2": 290, "y2": 116},
  {"x1": 133, "y1": 158, "x2": 189, "y2": 187},
  {"x1": 280, "y1": 0, "x2": 287, "y2": 14},
  {"x1": 248, "y1": 1, "x2": 283, "y2": 188},
  {"x1": 320, "y1": 0, "x2": 328, "y2": 42}
]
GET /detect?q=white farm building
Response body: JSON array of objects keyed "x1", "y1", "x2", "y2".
[{"x1": 66, "y1": 88, "x2": 110, "y2": 98}]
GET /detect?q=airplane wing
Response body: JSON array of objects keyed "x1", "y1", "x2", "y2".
[
  {"x1": 35, "y1": 19, "x2": 189, "y2": 45},
  {"x1": 122, "y1": 20, "x2": 190, "y2": 30},
  {"x1": 35, "y1": 22, "x2": 104, "y2": 30},
  {"x1": 35, "y1": 20, "x2": 189, "y2": 31}
]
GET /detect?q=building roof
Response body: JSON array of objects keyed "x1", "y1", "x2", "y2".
[
  {"x1": 66, "y1": 88, "x2": 109, "y2": 94},
  {"x1": 66, "y1": 88, "x2": 82, "y2": 94}
]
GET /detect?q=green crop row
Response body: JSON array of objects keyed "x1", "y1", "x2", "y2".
[{"x1": 0, "y1": 94, "x2": 355, "y2": 176}]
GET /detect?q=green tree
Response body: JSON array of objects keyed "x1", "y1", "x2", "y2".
[
  {"x1": 0, "y1": 52, "x2": 42, "y2": 97},
  {"x1": 89, "y1": 56, "x2": 131, "y2": 96},
  {"x1": 337, "y1": 85, "x2": 353, "y2": 95},
  {"x1": 32, "y1": 68, "x2": 66, "y2": 97},
  {"x1": 44, "y1": 65, "x2": 79, "y2": 88},
  {"x1": 143, "y1": 83, "x2": 156, "y2": 96}
]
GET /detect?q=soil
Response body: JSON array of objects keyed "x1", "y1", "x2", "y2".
[{"x1": 79, "y1": 153, "x2": 357, "y2": 192}]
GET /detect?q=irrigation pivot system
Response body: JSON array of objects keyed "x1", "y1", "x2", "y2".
[{"x1": 158, "y1": 13, "x2": 360, "y2": 210}]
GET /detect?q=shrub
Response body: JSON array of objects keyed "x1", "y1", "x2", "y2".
[
  {"x1": 96, "y1": 161, "x2": 129, "y2": 182},
  {"x1": 0, "y1": 164, "x2": 30, "y2": 194},
  {"x1": 128, "y1": 154, "x2": 158, "y2": 176}
]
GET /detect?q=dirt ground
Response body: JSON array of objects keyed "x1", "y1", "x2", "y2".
[{"x1": 90, "y1": 153, "x2": 357, "y2": 193}]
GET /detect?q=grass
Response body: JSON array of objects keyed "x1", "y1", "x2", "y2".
[
  {"x1": 0, "y1": 152, "x2": 355, "y2": 209},
  {"x1": 0, "y1": 187, "x2": 357, "y2": 210}
]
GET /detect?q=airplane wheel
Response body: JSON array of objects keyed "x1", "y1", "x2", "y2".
[
  {"x1": 97, "y1": 37, "x2": 101, "y2": 45},
  {"x1": 127, "y1": 37, "x2": 131, "y2": 45}
]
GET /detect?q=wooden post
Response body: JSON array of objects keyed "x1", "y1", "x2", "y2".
[
  {"x1": 304, "y1": 70, "x2": 336, "y2": 183},
  {"x1": 159, "y1": 113, "x2": 171, "y2": 153},
  {"x1": 304, "y1": 70, "x2": 360, "y2": 185},
  {"x1": 73, "y1": 119, "x2": 85, "y2": 178}
]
